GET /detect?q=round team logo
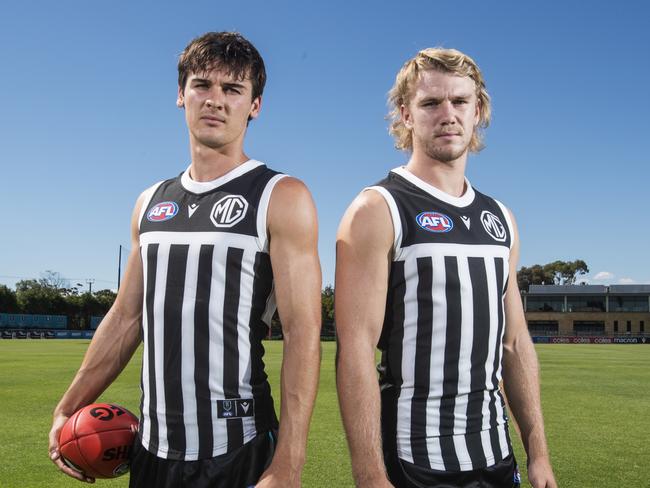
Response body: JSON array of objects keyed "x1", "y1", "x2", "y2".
[
  {"x1": 480, "y1": 210, "x2": 507, "y2": 242},
  {"x1": 147, "y1": 201, "x2": 179, "y2": 222},
  {"x1": 416, "y1": 212, "x2": 454, "y2": 233}
]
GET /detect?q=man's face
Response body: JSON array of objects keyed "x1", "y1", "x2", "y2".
[
  {"x1": 177, "y1": 67, "x2": 261, "y2": 150},
  {"x1": 401, "y1": 69, "x2": 480, "y2": 163}
]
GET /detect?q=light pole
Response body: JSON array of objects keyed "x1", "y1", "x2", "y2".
[{"x1": 86, "y1": 279, "x2": 95, "y2": 294}]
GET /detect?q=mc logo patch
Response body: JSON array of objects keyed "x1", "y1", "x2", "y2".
[{"x1": 416, "y1": 212, "x2": 454, "y2": 233}]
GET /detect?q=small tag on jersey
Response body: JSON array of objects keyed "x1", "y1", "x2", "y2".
[{"x1": 216, "y1": 399, "x2": 255, "y2": 419}]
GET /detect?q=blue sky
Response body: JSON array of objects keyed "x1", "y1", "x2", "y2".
[{"x1": 1, "y1": 0, "x2": 648, "y2": 291}]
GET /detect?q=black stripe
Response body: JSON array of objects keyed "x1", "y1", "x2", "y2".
[
  {"x1": 410, "y1": 257, "x2": 433, "y2": 468},
  {"x1": 163, "y1": 244, "x2": 189, "y2": 456},
  {"x1": 224, "y1": 247, "x2": 244, "y2": 451},
  {"x1": 379, "y1": 261, "x2": 406, "y2": 393},
  {"x1": 145, "y1": 243, "x2": 159, "y2": 453},
  {"x1": 194, "y1": 245, "x2": 214, "y2": 458},
  {"x1": 439, "y1": 256, "x2": 461, "y2": 471},
  {"x1": 248, "y1": 252, "x2": 277, "y2": 434},
  {"x1": 488, "y1": 257, "x2": 506, "y2": 460},
  {"x1": 466, "y1": 257, "x2": 489, "y2": 468}
]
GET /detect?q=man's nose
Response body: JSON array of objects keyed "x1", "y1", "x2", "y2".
[
  {"x1": 438, "y1": 100, "x2": 457, "y2": 124},
  {"x1": 206, "y1": 89, "x2": 225, "y2": 109}
]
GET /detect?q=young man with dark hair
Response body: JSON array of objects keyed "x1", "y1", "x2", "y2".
[
  {"x1": 335, "y1": 48, "x2": 557, "y2": 488},
  {"x1": 49, "y1": 31, "x2": 322, "y2": 488}
]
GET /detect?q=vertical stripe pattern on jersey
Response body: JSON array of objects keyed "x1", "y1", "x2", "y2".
[
  {"x1": 144, "y1": 243, "x2": 159, "y2": 453},
  {"x1": 163, "y1": 244, "x2": 189, "y2": 456},
  {"x1": 410, "y1": 257, "x2": 434, "y2": 467},
  {"x1": 439, "y1": 256, "x2": 461, "y2": 471},
  {"x1": 194, "y1": 244, "x2": 214, "y2": 458},
  {"x1": 223, "y1": 247, "x2": 245, "y2": 451}
]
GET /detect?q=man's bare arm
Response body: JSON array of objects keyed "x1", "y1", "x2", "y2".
[
  {"x1": 48, "y1": 195, "x2": 146, "y2": 482},
  {"x1": 501, "y1": 210, "x2": 557, "y2": 488},
  {"x1": 256, "y1": 178, "x2": 322, "y2": 488},
  {"x1": 335, "y1": 190, "x2": 395, "y2": 488}
]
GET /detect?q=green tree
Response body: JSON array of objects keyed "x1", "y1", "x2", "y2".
[
  {"x1": 321, "y1": 285, "x2": 335, "y2": 337},
  {"x1": 15, "y1": 279, "x2": 67, "y2": 314},
  {"x1": 518, "y1": 259, "x2": 589, "y2": 291},
  {"x1": 0, "y1": 285, "x2": 19, "y2": 313}
]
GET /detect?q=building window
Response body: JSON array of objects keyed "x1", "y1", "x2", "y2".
[
  {"x1": 528, "y1": 321, "x2": 559, "y2": 336},
  {"x1": 526, "y1": 296, "x2": 565, "y2": 312},
  {"x1": 573, "y1": 321, "x2": 605, "y2": 336},
  {"x1": 613, "y1": 320, "x2": 619, "y2": 332},
  {"x1": 609, "y1": 296, "x2": 650, "y2": 312},
  {"x1": 567, "y1": 296, "x2": 606, "y2": 312},
  {"x1": 627, "y1": 321, "x2": 632, "y2": 333}
]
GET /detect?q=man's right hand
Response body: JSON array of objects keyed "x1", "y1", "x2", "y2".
[{"x1": 48, "y1": 412, "x2": 95, "y2": 483}]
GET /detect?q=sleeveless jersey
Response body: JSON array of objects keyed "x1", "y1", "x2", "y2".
[
  {"x1": 371, "y1": 166, "x2": 515, "y2": 472},
  {"x1": 137, "y1": 159, "x2": 285, "y2": 461}
]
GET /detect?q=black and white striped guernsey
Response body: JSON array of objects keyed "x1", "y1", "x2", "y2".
[
  {"x1": 372, "y1": 166, "x2": 515, "y2": 472},
  {"x1": 137, "y1": 159, "x2": 285, "y2": 461}
]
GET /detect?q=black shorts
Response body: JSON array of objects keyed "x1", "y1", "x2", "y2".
[
  {"x1": 128, "y1": 431, "x2": 276, "y2": 488},
  {"x1": 387, "y1": 454, "x2": 521, "y2": 488}
]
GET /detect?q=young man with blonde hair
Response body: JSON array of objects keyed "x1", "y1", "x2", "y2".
[
  {"x1": 336, "y1": 48, "x2": 557, "y2": 488},
  {"x1": 49, "y1": 32, "x2": 321, "y2": 488}
]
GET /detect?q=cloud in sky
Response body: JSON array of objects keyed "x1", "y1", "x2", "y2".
[
  {"x1": 593, "y1": 271, "x2": 615, "y2": 282},
  {"x1": 618, "y1": 278, "x2": 636, "y2": 284}
]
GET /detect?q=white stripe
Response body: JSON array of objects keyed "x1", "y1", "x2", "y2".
[
  {"x1": 452, "y1": 434, "x2": 473, "y2": 470},
  {"x1": 494, "y1": 199, "x2": 515, "y2": 251},
  {"x1": 256, "y1": 174, "x2": 289, "y2": 252},
  {"x1": 391, "y1": 167, "x2": 475, "y2": 208},
  {"x1": 180, "y1": 243, "x2": 200, "y2": 458},
  {"x1": 364, "y1": 186, "x2": 402, "y2": 255},
  {"x1": 153, "y1": 243, "x2": 170, "y2": 455},
  {"x1": 180, "y1": 160, "x2": 264, "y2": 194},
  {"x1": 484, "y1": 258, "x2": 499, "y2": 390},
  {"x1": 209, "y1": 244, "x2": 228, "y2": 455},
  {"x1": 138, "y1": 181, "x2": 164, "y2": 231},
  {"x1": 398, "y1": 242, "x2": 510, "y2": 262},
  {"x1": 497, "y1": 422, "x2": 510, "y2": 459},
  {"x1": 140, "y1": 244, "x2": 151, "y2": 448},
  {"x1": 480, "y1": 428, "x2": 495, "y2": 465},
  {"x1": 396, "y1": 257, "x2": 419, "y2": 463},
  {"x1": 140, "y1": 231, "x2": 259, "y2": 249},
  {"x1": 238, "y1": 248, "x2": 257, "y2": 440}
]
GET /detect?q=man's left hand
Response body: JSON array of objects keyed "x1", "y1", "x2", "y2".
[
  {"x1": 528, "y1": 457, "x2": 558, "y2": 488},
  {"x1": 254, "y1": 464, "x2": 301, "y2": 488}
]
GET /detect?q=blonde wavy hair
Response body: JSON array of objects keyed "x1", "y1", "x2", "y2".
[{"x1": 388, "y1": 47, "x2": 491, "y2": 152}]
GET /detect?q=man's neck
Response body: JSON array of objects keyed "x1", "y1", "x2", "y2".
[
  {"x1": 189, "y1": 139, "x2": 249, "y2": 182},
  {"x1": 404, "y1": 150, "x2": 468, "y2": 197}
]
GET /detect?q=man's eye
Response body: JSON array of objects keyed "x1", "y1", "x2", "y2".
[
  {"x1": 453, "y1": 100, "x2": 468, "y2": 105},
  {"x1": 225, "y1": 87, "x2": 241, "y2": 94}
]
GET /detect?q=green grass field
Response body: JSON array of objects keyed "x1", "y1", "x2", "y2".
[{"x1": 0, "y1": 341, "x2": 648, "y2": 487}]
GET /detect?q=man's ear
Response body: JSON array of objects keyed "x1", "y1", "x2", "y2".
[{"x1": 176, "y1": 86, "x2": 185, "y2": 108}]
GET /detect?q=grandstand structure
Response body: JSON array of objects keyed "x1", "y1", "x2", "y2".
[
  {"x1": 524, "y1": 284, "x2": 650, "y2": 339},
  {"x1": 0, "y1": 313, "x2": 102, "y2": 339}
]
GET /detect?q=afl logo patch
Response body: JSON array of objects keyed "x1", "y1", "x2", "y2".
[
  {"x1": 481, "y1": 211, "x2": 507, "y2": 242},
  {"x1": 211, "y1": 195, "x2": 248, "y2": 228},
  {"x1": 416, "y1": 212, "x2": 454, "y2": 233},
  {"x1": 147, "y1": 201, "x2": 178, "y2": 222}
]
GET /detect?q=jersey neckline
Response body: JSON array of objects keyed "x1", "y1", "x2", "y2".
[
  {"x1": 391, "y1": 166, "x2": 475, "y2": 208},
  {"x1": 180, "y1": 159, "x2": 264, "y2": 194}
]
